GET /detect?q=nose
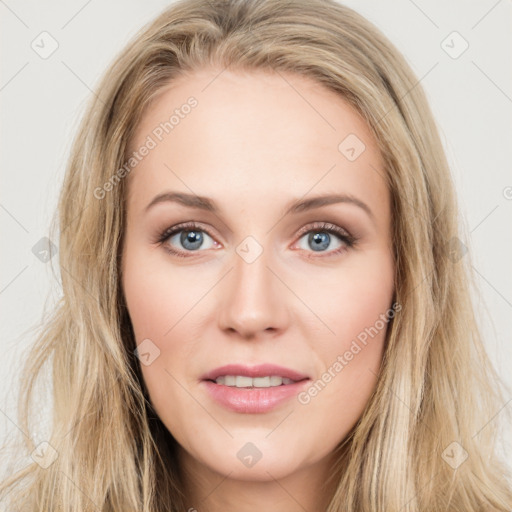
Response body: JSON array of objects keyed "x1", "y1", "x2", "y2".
[{"x1": 217, "y1": 246, "x2": 289, "y2": 339}]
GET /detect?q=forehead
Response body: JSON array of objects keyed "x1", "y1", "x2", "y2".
[{"x1": 125, "y1": 67, "x2": 387, "y2": 216}]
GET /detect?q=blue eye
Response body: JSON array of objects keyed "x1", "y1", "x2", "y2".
[
  {"x1": 294, "y1": 222, "x2": 355, "y2": 258},
  {"x1": 157, "y1": 222, "x2": 217, "y2": 257},
  {"x1": 169, "y1": 229, "x2": 214, "y2": 251},
  {"x1": 157, "y1": 221, "x2": 356, "y2": 259},
  {"x1": 300, "y1": 231, "x2": 340, "y2": 252}
]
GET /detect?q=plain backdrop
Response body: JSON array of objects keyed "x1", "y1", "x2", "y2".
[{"x1": 1, "y1": 0, "x2": 511, "y2": 476}]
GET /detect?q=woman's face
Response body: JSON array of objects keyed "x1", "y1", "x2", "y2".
[{"x1": 121, "y1": 67, "x2": 394, "y2": 484}]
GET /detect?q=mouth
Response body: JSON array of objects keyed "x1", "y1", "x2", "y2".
[
  {"x1": 200, "y1": 363, "x2": 311, "y2": 413},
  {"x1": 208, "y1": 375, "x2": 302, "y2": 388},
  {"x1": 201, "y1": 363, "x2": 310, "y2": 385}
]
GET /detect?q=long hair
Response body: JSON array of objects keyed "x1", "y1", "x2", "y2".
[{"x1": 1, "y1": 0, "x2": 511, "y2": 510}]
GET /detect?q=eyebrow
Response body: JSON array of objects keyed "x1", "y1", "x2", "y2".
[{"x1": 144, "y1": 191, "x2": 374, "y2": 220}]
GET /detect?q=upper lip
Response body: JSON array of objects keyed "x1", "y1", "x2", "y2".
[{"x1": 201, "y1": 364, "x2": 310, "y2": 382}]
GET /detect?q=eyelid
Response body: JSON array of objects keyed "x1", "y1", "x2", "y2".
[
  {"x1": 156, "y1": 221, "x2": 218, "y2": 243},
  {"x1": 158, "y1": 221, "x2": 352, "y2": 241},
  {"x1": 156, "y1": 220, "x2": 356, "y2": 257},
  {"x1": 294, "y1": 221, "x2": 352, "y2": 240},
  {"x1": 290, "y1": 221, "x2": 356, "y2": 257}
]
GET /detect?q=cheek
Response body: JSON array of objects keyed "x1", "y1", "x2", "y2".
[
  {"x1": 295, "y1": 252, "x2": 394, "y2": 420},
  {"x1": 296, "y1": 250, "x2": 394, "y2": 349},
  {"x1": 122, "y1": 247, "x2": 217, "y2": 401},
  {"x1": 122, "y1": 246, "x2": 206, "y2": 341},
  {"x1": 122, "y1": 253, "x2": 203, "y2": 427}
]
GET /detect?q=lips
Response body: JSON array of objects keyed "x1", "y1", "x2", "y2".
[
  {"x1": 201, "y1": 365, "x2": 311, "y2": 414},
  {"x1": 200, "y1": 363, "x2": 310, "y2": 383}
]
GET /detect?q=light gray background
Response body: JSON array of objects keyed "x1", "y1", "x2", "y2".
[{"x1": 1, "y1": 0, "x2": 511, "y2": 474}]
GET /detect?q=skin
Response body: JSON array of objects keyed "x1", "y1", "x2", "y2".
[{"x1": 121, "y1": 66, "x2": 395, "y2": 512}]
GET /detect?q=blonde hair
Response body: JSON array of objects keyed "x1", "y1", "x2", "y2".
[{"x1": 1, "y1": 0, "x2": 511, "y2": 510}]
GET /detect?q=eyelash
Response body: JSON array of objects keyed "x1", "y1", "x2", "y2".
[{"x1": 155, "y1": 221, "x2": 357, "y2": 259}]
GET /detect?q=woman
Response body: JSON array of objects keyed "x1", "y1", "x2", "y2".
[{"x1": 1, "y1": 0, "x2": 511, "y2": 510}]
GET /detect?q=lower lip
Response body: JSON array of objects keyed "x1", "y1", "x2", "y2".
[{"x1": 202, "y1": 379, "x2": 310, "y2": 414}]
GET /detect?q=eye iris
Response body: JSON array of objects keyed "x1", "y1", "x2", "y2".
[
  {"x1": 180, "y1": 230, "x2": 203, "y2": 250},
  {"x1": 309, "y1": 232, "x2": 330, "y2": 251},
  {"x1": 171, "y1": 228, "x2": 339, "y2": 253}
]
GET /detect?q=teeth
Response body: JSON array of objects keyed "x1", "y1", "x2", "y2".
[
  {"x1": 214, "y1": 375, "x2": 295, "y2": 387},
  {"x1": 236, "y1": 376, "x2": 253, "y2": 387}
]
